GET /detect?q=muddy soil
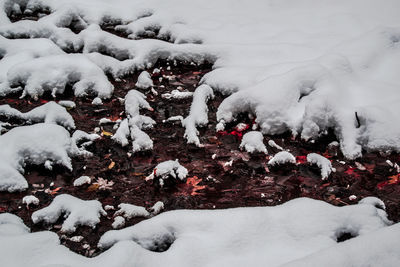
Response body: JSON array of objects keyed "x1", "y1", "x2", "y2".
[{"x1": 0, "y1": 16, "x2": 399, "y2": 257}]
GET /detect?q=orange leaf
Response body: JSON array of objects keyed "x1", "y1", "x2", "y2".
[
  {"x1": 108, "y1": 161, "x2": 115, "y2": 169},
  {"x1": 87, "y1": 184, "x2": 100, "y2": 192},
  {"x1": 50, "y1": 187, "x2": 62, "y2": 195}
]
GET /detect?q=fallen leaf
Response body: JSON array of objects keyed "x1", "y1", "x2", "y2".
[
  {"x1": 101, "y1": 130, "x2": 113, "y2": 137},
  {"x1": 87, "y1": 184, "x2": 100, "y2": 192},
  {"x1": 175, "y1": 176, "x2": 206, "y2": 196},
  {"x1": 377, "y1": 174, "x2": 400, "y2": 189},
  {"x1": 50, "y1": 187, "x2": 62, "y2": 195},
  {"x1": 108, "y1": 161, "x2": 115, "y2": 170}
]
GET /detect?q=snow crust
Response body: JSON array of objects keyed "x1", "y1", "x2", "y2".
[
  {"x1": 0, "y1": 123, "x2": 97, "y2": 192},
  {"x1": 268, "y1": 151, "x2": 296, "y2": 166},
  {"x1": 307, "y1": 153, "x2": 335, "y2": 179},
  {"x1": 32, "y1": 194, "x2": 106, "y2": 233},
  {"x1": 182, "y1": 84, "x2": 214, "y2": 146},
  {"x1": 240, "y1": 131, "x2": 267, "y2": 154},
  {"x1": 0, "y1": 101, "x2": 75, "y2": 130}
]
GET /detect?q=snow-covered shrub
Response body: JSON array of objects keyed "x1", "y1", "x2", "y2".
[
  {"x1": 0, "y1": 101, "x2": 75, "y2": 130},
  {"x1": 135, "y1": 71, "x2": 153, "y2": 89},
  {"x1": 182, "y1": 84, "x2": 214, "y2": 146},
  {"x1": 115, "y1": 203, "x2": 150, "y2": 219},
  {"x1": 145, "y1": 159, "x2": 188, "y2": 187},
  {"x1": 0, "y1": 123, "x2": 97, "y2": 192},
  {"x1": 32, "y1": 194, "x2": 106, "y2": 233},
  {"x1": 239, "y1": 131, "x2": 267, "y2": 153},
  {"x1": 113, "y1": 90, "x2": 155, "y2": 153},
  {"x1": 3, "y1": 54, "x2": 114, "y2": 99},
  {"x1": 307, "y1": 153, "x2": 335, "y2": 180},
  {"x1": 268, "y1": 151, "x2": 296, "y2": 166}
]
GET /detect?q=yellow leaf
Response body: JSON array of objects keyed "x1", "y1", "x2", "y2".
[
  {"x1": 102, "y1": 130, "x2": 113, "y2": 137},
  {"x1": 108, "y1": 161, "x2": 115, "y2": 170}
]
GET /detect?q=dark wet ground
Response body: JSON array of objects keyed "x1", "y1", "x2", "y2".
[{"x1": 0, "y1": 12, "x2": 399, "y2": 257}]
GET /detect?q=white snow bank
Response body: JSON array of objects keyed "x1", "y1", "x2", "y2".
[
  {"x1": 0, "y1": 101, "x2": 75, "y2": 130},
  {"x1": 0, "y1": 123, "x2": 97, "y2": 192},
  {"x1": 2, "y1": 54, "x2": 114, "y2": 99},
  {"x1": 182, "y1": 84, "x2": 214, "y2": 146},
  {"x1": 268, "y1": 151, "x2": 296, "y2": 166},
  {"x1": 113, "y1": 90, "x2": 155, "y2": 153},
  {"x1": 135, "y1": 71, "x2": 153, "y2": 89},
  {"x1": 240, "y1": 131, "x2": 267, "y2": 154},
  {"x1": 307, "y1": 153, "x2": 335, "y2": 179},
  {"x1": 145, "y1": 159, "x2": 188, "y2": 186},
  {"x1": 0, "y1": 197, "x2": 399, "y2": 267},
  {"x1": 32, "y1": 194, "x2": 106, "y2": 233}
]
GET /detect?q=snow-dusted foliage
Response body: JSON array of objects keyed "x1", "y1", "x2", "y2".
[
  {"x1": 32, "y1": 194, "x2": 106, "y2": 233},
  {"x1": 0, "y1": 124, "x2": 97, "y2": 192},
  {"x1": 307, "y1": 153, "x2": 335, "y2": 180},
  {"x1": 240, "y1": 131, "x2": 267, "y2": 154},
  {"x1": 268, "y1": 151, "x2": 296, "y2": 166},
  {"x1": 3, "y1": 54, "x2": 114, "y2": 99},
  {"x1": 0, "y1": 101, "x2": 75, "y2": 130},
  {"x1": 115, "y1": 203, "x2": 150, "y2": 219},
  {"x1": 135, "y1": 71, "x2": 153, "y2": 89},
  {"x1": 182, "y1": 84, "x2": 214, "y2": 146},
  {"x1": 113, "y1": 90, "x2": 155, "y2": 153},
  {"x1": 146, "y1": 159, "x2": 188, "y2": 186}
]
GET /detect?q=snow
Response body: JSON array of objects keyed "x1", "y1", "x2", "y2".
[
  {"x1": 2, "y1": 54, "x2": 114, "y2": 99},
  {"x1": 307, "y1": 153, "x2": 335, "y2": 180},
  {"x1": 146, "y1": 159, "x2": 188, "y2": 187},
  {"x1": 91, "y1": 97, "x2": 103, "y2": 105},
  {"x1": 182, "y1": 84, "x2": 214, "y2": 146},
  {"x1": 135, "y1": 71, "x2": 153, "y2": 89},
  {"x1": 0, "y1": 123, "x2": 97, "y2": 192},
  {"x1": 161, "y1": 89, "x2": 194, "y2": 100},
  {"x1": 112, "y1": 216, "x2": 126, "y2": 229},
  {"x1": 32, "y1": 194, "x2": 106, "y2": 233},
  {"x1": 22, "y1": 195, "x2": 39, "y2": 207},
  {"x1": 268, "y1": 140, "x2": 283, "y2": 151},
  {"x1": 58, "y1": 100, "x2": 76, "y2": 109},
  {"x1": 113, "y1": 90, "x2": 155, "y2": 153},
  {"x1": 149, "y1": 201, "x2": 164, "y2": 215},
  {"x1": 0, "y1": 101, "x2": 75, "y2": 130},
  {"x1": 268, "y1": 151, "x2": 296, "y2": 166},
  {"x1": 73, "y1": 176, "x2": 91, "y2": 187},
  {"x1": 115, "y1": 203, "x2": 150, "y2": 219},
  {"x1": 240, "y1": 131, "x2": 267, "y2": 154},
  {"x1": 0, "y1": 197, "x2": 399, "y2": 266}
]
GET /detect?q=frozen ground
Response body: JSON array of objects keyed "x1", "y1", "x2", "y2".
[{"x1": 0, "y1": 0, "x2": 400, "y2": 266}]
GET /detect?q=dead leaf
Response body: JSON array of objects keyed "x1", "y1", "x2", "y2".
[
  {"x1": 108, "y1": 161, "x2": 115, "y2": 170},
  {"x1": 50, "y1": 187, "x2": 62, "y2": 195},
  {"x1": 101, "y1": 130, "x2": 113, "y2": 137},
  {"x1": 87, "y1": 184, "x2": 100, "y2": 192}
]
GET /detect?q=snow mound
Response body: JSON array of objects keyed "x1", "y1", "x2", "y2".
[
  {"x1": 115, "y1": 203, "x2": 150, "y2": 219},
  {"x1": 307, "y1": 153, "x2": 335, "y2": 180},
  {"x1": 113, "y1": 90, "x2": 155, "y2": 153},
  {"x1": 32, "y1": 194, "x2": 106, "y2": 233},
  {"x1": 162, "y1": 89, "x2": 194, "y2": 99},
  {"x1": 73, "y1": 176, "x2": 91, "y2": 187},
  {"x1": 112, "y1": 216, "x2": 125, "y2": 229},
  {"x1": 2, "y1": 54, "x2": 114, "y2": 99},
  {"x1": 0, "y1": 101, "x2": 75, "y2": 130},
  {"x1": 22, "y1": 195, "x2": 39, "y2": 207},
  {"x1": 99, "y1": 197, "x2": 393, "y2": 267},
  {"x1": 135, "y1": 71, "x2": 153, "y2": 89},
  {"x1": 0, "y1": 123, "x2": 97, "y2": 192},
  {"x1": 146, "y1": 159, "x2": 188, "y2": 187},
  {"x1": 240, "y1": 131, "x2": 267, "y2": 154},
  {"x1": 182, "y1": 84, "x2": 214, "y2": 146},
  {"x1": 150, "y1": 201, "x2": 164, "y2": 215},
  {"x1": 268, "y1": 151, "x2": 296, "y2": 166}
]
